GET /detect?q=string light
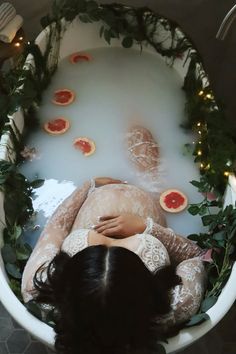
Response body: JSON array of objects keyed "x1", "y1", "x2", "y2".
[
  {"x1": 14, "y1": 42, "x2": 20, "y2": 47},
  {"x1": 198, "y1": 90, "x2": 204, "y2": 96},
  {"x1": 206, "y1": 93, "x2": 213, "y2": 100},
  {"x1": 197, "y1": 122, "x2": 201, "y2": 127},
  {"x1": 200, "y1": 163, "x2": 204, "y2": 169},
  {"x1": 19, "y1": 36, "x2": 24, "y2": 41},
  {"x1": 198, "y1": 130, "x2": 201, "y2": 135},
  {"x1": 224, "y1": 171, "x2": 230, "y2": 177},
  {"x1": 206, "y1": 163, "x2": 211, "y2": 170},
  {"x1": 198, "y1": 141, "x2": 202, "y2": 144},
  {"x1": 197, "y1": 150, "x2": 202, "y2": 156}
]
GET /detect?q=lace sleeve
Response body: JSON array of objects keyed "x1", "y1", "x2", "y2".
[
  {"x1": 171, "y1": 258, "x2": 206, "y2": 323},
  {"x1": 155, "y1": 257, "x2": 206, "y2": 330},
  {"x1": 146, "y1": 218, "x2": 203, "y2": 264},
  {"x1": 21, "y1": 180, "x2": 92, "y2": 302}
]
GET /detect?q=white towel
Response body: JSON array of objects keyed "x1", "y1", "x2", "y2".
[
  {"x1": 0, "y1": 2, "x2": 16, "y2": 30},
  {"x1": 0, "y1": 14, "x2": 23, "y2": 43}
]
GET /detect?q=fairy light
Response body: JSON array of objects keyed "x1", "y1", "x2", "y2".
[
  {"x1": 197, "y1": 150, "x2": 202, "y2": 156},
  {"x1": 197, "y1": 122, "x2": 201, "y2": 127},
  {"x1": 198, "y1": 141, "x2": 202, "y2": 144},
  {"x1": 206, "y1": 93, "x2": 213, "y2": 100},
  {"x1": 206, "y1": 163, "x2": 211, "y2": 170},
  {"x1": 198, "y1": 90, "x2": 204, "y2": 96},
  {"x1": 198, "y1": 130, "x2": 201, "y2": 135},
  {"x1": 200, "y1": 163, "x2": 204, "y2": 169},
  {"x1": 19, "y1": 36, "x2": 23, "y2": 41},
  {"x1": 14, "y1": 42, "x2": 20, "y2": 47},
  {"x1": 224, "y1": 171, "x2": 230, "y2": 177}
]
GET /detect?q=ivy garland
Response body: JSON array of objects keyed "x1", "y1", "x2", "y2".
[{"x1": 1, "y1": 0, "x2": 236, "y2": 352}]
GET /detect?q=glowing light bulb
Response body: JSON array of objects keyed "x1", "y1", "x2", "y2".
[
  {"x1": 197, "y1": 122, "x2": 201, "y2": 127},
  {"x1": 206, "y1": 93, "x2": 213, "y2": 99},
  {"x1": 14, "y1": 42, "x2": 20, "y2": 47},
  {"x1": 224, "y1": 171, "x2": 230, "y2": 177},
  {"x1": 206, "y1": 163, "x2": 211, "y2": 170},
  {"x1": 197, "y1": 150, "x2": 202, "y2": 156},
  {"x1": 19, "y1": 36, "x2": 23, "y2": 41},
  {"x1": 200, "y1": 163, "x2": 204, "y2": 168},
  {"x1": 198, "y1": 141, "x2": 202, "y2": 144},
  {"x1": 198, "y1": 90, "x2": 204, "y2": 96},
  {"x1": 198, "y1": 130, "x2": 201, "y2": 134}
]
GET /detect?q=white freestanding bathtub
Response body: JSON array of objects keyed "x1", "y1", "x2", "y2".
[{"x1": 1, "y1": 18, "x2": 236, "y2": 353}]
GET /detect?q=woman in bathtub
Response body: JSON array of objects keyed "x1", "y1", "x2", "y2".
[{"x1": 22, "y1": 126, "x2": 206, "y2": 354}]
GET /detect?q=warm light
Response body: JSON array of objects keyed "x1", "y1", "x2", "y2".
[
  {"x1": 27, "y1": 41, "x2": 30, "y2": 45},
  {"x1": 206, "y1": 93, "x2": 213, "y2": 99},
  {"x1": 224, "y1": 171, "x2": 230, "y2": 177},
  {"x1": 197, "y1": 122, "x2": 201, "y2": 127},
  {"x1": 198, "y1": 90, "x2": 204, "y2": 96},
  {"x1": 19, "y1": 36, "x2": 23, "y2": 41},
  {"x1": 198, "y1": 141, "x2": 202, "y2": 144},
  {"x1": 206, "y1": 163, "x2": 211, "y2": 170},
  {"x1": 197, "y1": 150, "x2": 202, "y2": 156},
  {"x1": 200, "y1": 163, "x2": 204, "y2": 168},
  {"x1": 14, "y1": 42, "x2": 20, "y2": 47},
  {"x1": 198, "y1": 130, "x2": 201, "y2": 134}
]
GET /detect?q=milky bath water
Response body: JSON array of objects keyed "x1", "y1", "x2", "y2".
[{"x1": 20, "y1": 47, "x2": 205, "y2": 247}]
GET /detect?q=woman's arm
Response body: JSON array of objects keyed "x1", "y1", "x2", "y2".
[
  {"x1": 95, "y1": 214, "x2": 203, "y2": 265},
  {"x1": 145, "y1": 219, "x2": 203, "y2": 264},
  {"x1": 21, "y1": 180, "x2": 92, "y2": 302}
]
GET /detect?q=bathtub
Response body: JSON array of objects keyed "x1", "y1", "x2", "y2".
[{"x1": 1, "y1": 18, "x2": 236, "y2": 353}]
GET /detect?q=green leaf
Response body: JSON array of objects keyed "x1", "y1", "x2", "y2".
[
  {"x1": 16, "y1": 243, "x2": 32, "y2": 261},
  {"x1": 99, "y1": 25, "x2": 104, "y2": 38},
  {"x1": 190, "y1": 180, "x2": 201, "y2": 188},
  {"x1": 104, "y1": 28, "x2": 111, "y2": 44},
  {"x1": 25, "y1": 301, "x2": 43, "y2": 321},
  {"x1": 212, "y1": 230, "x2": 225, "y2": 241},
  {"x1": 187, "y1": 233, "x2": 199, "y2": 241},
  {"x1": 200, "y1": 296, "x2": 217, "y2": 312},
  {"x1": 5, "y1": 263, "x2": 22, "y2": 279},
  {"x1": 86, "y1": 0, "x2": 98, "y2": 12},
  {"x1": 201, "y1": 215, "x2": 215, "y2": 226},
  {"x1": 185, "y1": 313, "x2": 210, "y2": 327},
  {"x1": 1, "y1": 244, "x2": 16, "y2": 263},
  {"x1": 122, "y1": 36, "x2": 133, "y2": 48},
  {"x1": 30, "y1": 179, "x2": 44, "y2": 189},
  {"x1": 188, "y1": 205, "x2": 200, "y2": 215},
  {"x1": 199, "y1": 205, "x2": 208, "y2": 216}
]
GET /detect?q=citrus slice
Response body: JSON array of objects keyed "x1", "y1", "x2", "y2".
[
  {"x1": 44, "y1": 118, "x2": 70, "y2": 135},
  {"x1": 69, "y1": 52, "x2": 92, "y2": 64},
  {"x1": 52, "y1": 89, "x2": 75, "y2": 106},
  {"x1": 73, "y1": 137, "x2": 96, "y2": 156},
  {"x1": 159, "y1": 189, "x2": 188, "y2": 213}
]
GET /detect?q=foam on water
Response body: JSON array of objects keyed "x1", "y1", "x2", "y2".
[{"x1": 20, "y1": 47, "x2": 205, "y2": 247}]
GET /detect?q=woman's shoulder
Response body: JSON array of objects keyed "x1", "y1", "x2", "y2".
[
  {"x1": 134, "y1": 233, "x2": 170, "y2": 272},
  {"x1": 61, "y1": 229, "x2": 90, "y2": 257}
]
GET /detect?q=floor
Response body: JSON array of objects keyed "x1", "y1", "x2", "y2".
[
  {"x1": 1, "y1": 300, "x2": 236, "y2": 354},
  {"x1": 1, "y1": 1, "x2": 236, "y2": 353}
]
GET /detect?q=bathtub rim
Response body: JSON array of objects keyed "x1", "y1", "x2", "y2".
[{"x1": 0, "y1": 17, "x2": 235, "y2": 353}]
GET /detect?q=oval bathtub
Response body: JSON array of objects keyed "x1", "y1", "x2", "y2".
[{"x1": 1, "y1": 18, "x2": 236, "y2": 353}]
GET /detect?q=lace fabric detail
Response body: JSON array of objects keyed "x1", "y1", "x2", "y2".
[
  {"x1": 125, "y1": 127, "x2": 166, "y2": 193},
  {"x1": 61, "y1": 229, "x2": 89, "y2": 257},
  {"x1": 134, "y1": 233, "x2": 170, "y2": 272},
  {"x1": 149, "y1": 218, "x2": 203, "y2": 264}
]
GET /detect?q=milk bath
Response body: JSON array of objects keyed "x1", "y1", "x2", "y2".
[{"x1": 20, "y1": 47, "x2": 204, "y2": 247}]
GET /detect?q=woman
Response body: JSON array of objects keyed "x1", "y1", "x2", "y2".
[{"x1": 22, "y1": 126, "x2": 206, "y2": 354}]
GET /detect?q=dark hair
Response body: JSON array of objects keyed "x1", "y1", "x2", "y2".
[{"x1": 34, "y1": 246, "x2": 180, "y2": 354}]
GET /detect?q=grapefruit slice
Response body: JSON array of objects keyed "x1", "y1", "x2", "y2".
[
  {"x1": 69, "y1": 52, "x2": 92, "y2": 64},
  {"x1": 159, "y1": 189, "x2": 188, "y2": 213},
  {"x1": 44, "y1": 117, "x2": 70, "y2": 135},
  {"x1": 52, "y1": 89, "x2": 75, "y2": 106},
  {"x1": 73, "y1": 137, "x2": 96, "y2": 156}
]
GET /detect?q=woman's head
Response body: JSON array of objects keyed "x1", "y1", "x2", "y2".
[{"x1": 34, "y1": 246, "x2": 179, "y2": 354}]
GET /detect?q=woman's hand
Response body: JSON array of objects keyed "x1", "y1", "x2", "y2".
[
  {"x1": 94, "y1": 213, "x2": 146, "y2": 238},
  {"x1": 94, "y1": 177, "x2": 126, "y2": 187}
]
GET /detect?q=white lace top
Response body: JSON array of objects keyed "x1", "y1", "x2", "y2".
[
  {"x1": 21, "y1": 181, "x2": 206, "y2": 328},
  {"x1": 61, "y1": 230, "x2": 170, "y2": 272}
]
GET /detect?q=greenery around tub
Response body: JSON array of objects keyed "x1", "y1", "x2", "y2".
[{"x1": 1, "y1": 0, "x2": 236, "y2": 351}]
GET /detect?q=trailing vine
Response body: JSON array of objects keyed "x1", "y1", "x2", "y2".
[{"x1": 0, "y1": 0, "x2": 236, "y2": 352}]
